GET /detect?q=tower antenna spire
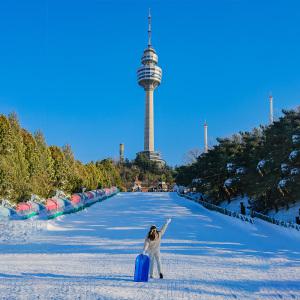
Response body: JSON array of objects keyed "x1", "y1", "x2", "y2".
[
  {"x1": 269, "y1": 93, "x2": 274, "y2": 124},
  {"x1": 148, "y1": 8, "x2": 152, "y2": 47},
  {"x1": 204, "y1": 121, "x2": 208, "y2": 154}
]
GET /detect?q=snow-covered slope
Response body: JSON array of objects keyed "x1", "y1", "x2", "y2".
[
  {"x1": 0, "y1": 192, "x2": 300, "y2": 300},
  {"x1": 268, "y1": 201, "x2": 300, "y2": 223},
  {"x1": 219, "y1": 196, "x2": 249, "y2": 213},
  {"x1": 220, "y1": 196, "x2": 300, "y2": 224}
]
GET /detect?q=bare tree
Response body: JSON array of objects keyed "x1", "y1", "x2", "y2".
[{"x1": 183, "y1": 148, "x2": 202, "y2": 165}]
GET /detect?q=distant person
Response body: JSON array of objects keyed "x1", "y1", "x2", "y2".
[{"x1": 143, "y1": 218, "x2": 171, "y2": 279}]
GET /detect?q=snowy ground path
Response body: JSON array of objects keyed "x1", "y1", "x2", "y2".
[{"x1": 1, "y1": 192, "x2": 300, "y2": 300}]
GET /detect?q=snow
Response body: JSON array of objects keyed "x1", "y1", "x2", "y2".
[
  {"x1": 192, "y1": 178, "x2": 202, "y2": 184},
  {"x1": 226, "y1": 163, "x2": 235, "y2": 173},
  {"x1": 220, "y1": 196, "x2": 300, "y2": 225},
  {"x1": 281, "y1": 163, "x2": 290, "y2": 174},
  {"x1": 278, "y1": 178, "x2": 290, "y2": 188},
  {"x1": 257, "y1": 159, "x2": 266, "y2": 169},
  {"x1": 224, "y1": 178, "x2": 238, "y2": 187},
  {"x1": 1, "y1": 192, "x2": 300, "y2": 299},
  {"x1": 219, "y1": 197, "x2": 249, "y2": 213},
  {"x1": 235, "y1": 167, "x2": 246, "y2": 175},
  {"x1": 290, "y1": 167, "x2": 300, "y2": 175},
  {"x1": 268, "y1": 201, "x2": 300, "y2": 223},
  {"x1": 289, "y1": 150, "x2": 300, "y2": 161},
  {"x1": 292, "y1": 134, "x2": 300, "y2": 145}
]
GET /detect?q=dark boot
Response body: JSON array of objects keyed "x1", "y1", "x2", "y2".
[{"x1": 159, "y1": 273, "x2": 163, "y2": 279}]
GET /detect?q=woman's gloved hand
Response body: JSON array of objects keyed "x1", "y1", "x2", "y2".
[
  {"x1": 143, "y1": 250, "x2": 146, "y2": 255},
  {"x1": 166, "y1": 218, "x2": 172, "y2": 224}
]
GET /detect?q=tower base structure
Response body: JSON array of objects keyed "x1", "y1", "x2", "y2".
[{"x1": 138, "y1": 150, "x2": 166, "y2": 167}]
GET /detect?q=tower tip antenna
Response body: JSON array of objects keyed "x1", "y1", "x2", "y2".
[
  {"x1": 269, "y1": 93, "x2": 274, "y2": 124},
  {"x1": 148, "y1": 8, "x2": 152, "y2": 47},
  {"x1": 204, "y1": 120, "x2": 208, "y2": 153}
]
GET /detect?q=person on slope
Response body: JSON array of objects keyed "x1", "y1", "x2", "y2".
[{"x1": 143, "y1": 218, "x2": 171, "y2": 279}]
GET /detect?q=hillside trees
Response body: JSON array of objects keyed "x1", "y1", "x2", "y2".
[
  {"x1": 118, "y1": 154, "x2": 175, "y2": 191},
  {"x1": 176, "y1": 108, "x2": 300, "y2": 212},
  {"x1": 0, "y1": 113, "x2": 122, "y2": 203}
]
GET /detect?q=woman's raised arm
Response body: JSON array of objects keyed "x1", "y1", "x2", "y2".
[{"x1": 160, "y1": 218, "x2": 171, "y2": 236}]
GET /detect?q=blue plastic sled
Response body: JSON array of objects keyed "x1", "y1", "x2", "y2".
[{"x1": 134, "y1": 254, "x2": 150, "y2": 282}]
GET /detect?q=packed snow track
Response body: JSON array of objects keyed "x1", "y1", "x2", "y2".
[{"x1": 0, "y1": 192, "x2": 300, "y2": 300}]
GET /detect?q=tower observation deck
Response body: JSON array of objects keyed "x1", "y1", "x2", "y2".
[{"x1": 137, "y1": 10, "x2": 165, "y2": 166}]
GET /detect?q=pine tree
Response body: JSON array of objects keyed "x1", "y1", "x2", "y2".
[
  {"x1": 7, "y1": 113, "x2": 30, "y2": 202},
  {"x1": 32, "y1": 131, "x2": 54, "y2": 198}
]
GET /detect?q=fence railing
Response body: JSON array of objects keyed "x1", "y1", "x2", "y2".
[
  {"x1": 178, "y1": 193, "x2": 254, "y2": 224},
  {"x1": 179, "y1": 192, "x2": 300, "y2": 232},
  {"x1": 252, "y1": 211, "x2": 300, "y2": 231}
]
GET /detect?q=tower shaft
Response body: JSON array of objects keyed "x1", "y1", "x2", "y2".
[
  {"x1": 119, "y1": 143, "x2": 124, "y2": 162},
  {"x1": 204, "y1": 122, "x2": 208, "y2": 154},
  {"x1": 144, "y1": 89, "x2": 154, "y2": 152},
  {"x1": 269, "y1": 95, "x2": 274, "y2": 124}
]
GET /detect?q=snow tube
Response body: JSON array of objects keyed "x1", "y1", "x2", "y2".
[
  {"x1": 16, "y1": 201, "x2": 39, "y2": 219},
  {"x1": 97, "y1": 189, "x2": 105, "y2": 198},
  {"x1": 104, "y1": 188, "x2": 111, "y2": 196},
  {"x1": 85, "y1": 191, "x2": 95, "y2": 199},
  {"x1": 70, "y1": 194, "x2": 81, "y2": 205},
  {"x1": 134, "y1": 254, "x2": 150, "y2": 282},
  {"x1": 46, "y1": 198, "x2": 68, "y2": 218},
  {"x1": 83, "y1": 191, "x2": 98, "y2": 206},
  {"x1": 46, "y1": 198, "x2": 60, "y2": 211},
  {"x1": 94, "y1": 190, "x2": 103, "y2": 197}
]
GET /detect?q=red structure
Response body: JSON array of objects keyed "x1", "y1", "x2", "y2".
[{"x1": 70, "y1": 194, "x2": 82, "y2": 205}]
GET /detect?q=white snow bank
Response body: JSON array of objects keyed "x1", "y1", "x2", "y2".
[
  {"x1": 219, "y1": 196, "x2": 249, "y2": 213},
  {"x1": 0, "y1": 220, "x2": 47, "y2": 243},
  {"x1": 268, "y1": 201, "x2": 300, "y2": 223}
]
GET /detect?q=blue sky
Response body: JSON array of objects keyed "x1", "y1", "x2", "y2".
[{"x1": 0, "y1": 0, "x2": 300, "y2": 166}]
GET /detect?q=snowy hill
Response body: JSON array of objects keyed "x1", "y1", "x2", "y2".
[
  {"x1": 219, "y1": 196, "x2": 249, "y2": 213},
  {"x1": 0, "y1": 192, "x2": 300, "y2": 299},
  {"x1": 220, "y1": 197, "x2": 300, "y2": 223},
  {"x1": 268, "y1": 201, "x2": 300, "y2": 223}
]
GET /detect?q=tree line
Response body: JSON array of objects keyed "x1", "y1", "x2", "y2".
[
  {"x1": 119, "y1": 152, "x2": 174, "y2": 191},
  {"x1": 175, "y1": 108, "x2": 300, "y2": 213},
  {"x1": 0, "y1": 113, "x2": 122, "y2": 203}
]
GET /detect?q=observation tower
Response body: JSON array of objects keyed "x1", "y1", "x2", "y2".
[{"x1": 137, "y1": 10, "x2": 165, "y2": 165}]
